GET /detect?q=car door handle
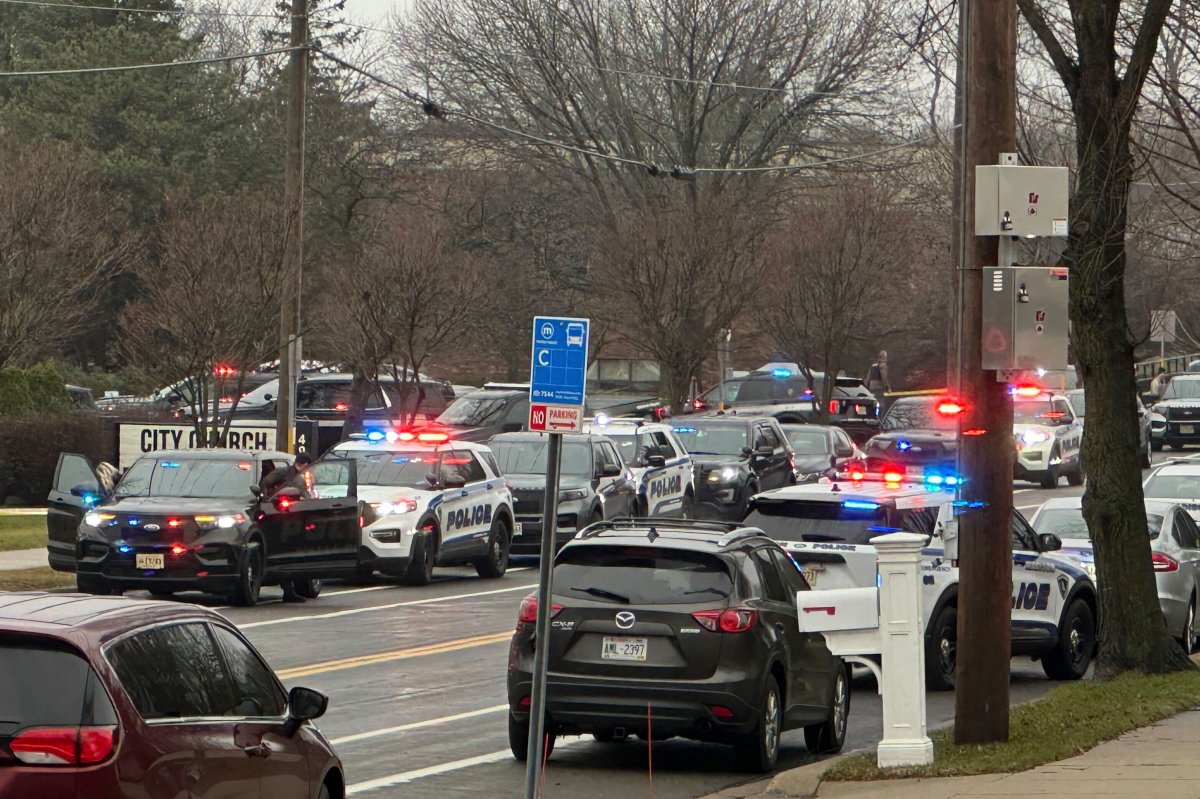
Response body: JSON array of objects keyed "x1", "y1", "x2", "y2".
[
  {"x1": 243, "y1": 742, "x2": 272, "y2": 758},
  {"x1": 461, "y1": 490, "x2": 469, "y2": 497}
]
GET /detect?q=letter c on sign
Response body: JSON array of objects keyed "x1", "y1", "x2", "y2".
[{"x1": 537, "y1": 349, "x2": 550, "y2": 366}]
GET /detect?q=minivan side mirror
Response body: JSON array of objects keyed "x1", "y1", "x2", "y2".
[
  {"x1": 1039, "y1": 532, "x2": 1063, "y2": 552},
  {"x1": 283, "y1": 686, "x2": 328, "y2": 737}
]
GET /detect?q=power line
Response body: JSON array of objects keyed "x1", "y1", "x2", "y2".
[
  {"x1": 0, "y1": 44, "x2": 300, "y2": 77},
  {"x1": 0, "y1": 0, "x2": 292, "y2": 17},
  {"x1": 317, "y1": 49, "x2": 946, "y2": 177}
]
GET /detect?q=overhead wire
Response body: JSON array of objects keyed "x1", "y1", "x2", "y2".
[
  {"x1": 0, "y1": 0, "x2": 293, "y2": 17},
  {"x1": 0, "y1": 44, "x2": 300, "y2": 77},
  {"x1": 317, "y1": 48, "x2": 948, "y2": 178}
]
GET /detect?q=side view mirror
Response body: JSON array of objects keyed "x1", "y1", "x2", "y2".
[
  {"x1": 264, "y1": 393, "x2": 274, "y2": 403},
  {"x1": 70, "y1": 483, "x2": 100, "y2": 499},
  {"x1": 249, "y1": 485, "x2": 263, "y2": 498},
  {"x1": 1140, "y1": 393, "x2": 1156, "y2": 406},
  {"x1": 647, "y1": 455, "x2": 667, "y2": 469},
  {"x1": 1039, "y1": 532, "x2": 1063, "y2": 552},
  {"x1": 283, "y1": 686, "x2": 328, "y2": 737},
  {"x1": 600, "y1": 463, "x2": 623, "y2": 478},
  {"x1": 835, "y1": 446, "x2": 854, "y2": 458},
  {"x1": 443, "y1": 474, "x2": 467, "y2": 489},
  {"x1": 167, "y1": 393, "x2": 182, "y2": 403},
  {"x1": 755, "y1": 445, "x2": 774, "y2": 457}
]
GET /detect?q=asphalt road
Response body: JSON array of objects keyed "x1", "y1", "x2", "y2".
[{"x1": 137, "y1": 454, "x2": 1187, "y2": 799}]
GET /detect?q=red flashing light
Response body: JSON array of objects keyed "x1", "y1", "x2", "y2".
[
  {"x1": 213, "y1": 365, "x2": 236, "y2": 378},
  {"x1": 334, "y1": 402, "x2": 348, "y2": 412},
  {"x1": 167, "y1": 518, "x2": 183, "y2": 529},
  {"x1": 396, "y1": 431, "x2": 416, "y2": 442},
  {"x1": 1153, "y1": 553, "x2": 1179, "y2": 573},
  {"x1": 11, "y1": 726, "x2": 116, "y2": 766},
  {"x1": 1041, "y1": 411, "x2": 1066, "y2": 419},
  {"x1": 276, "y1": 496, "x2": 294, "y2": 511},
  {"x1": 1014, "y1": 385, "x2": 1043, "y2": 398},
  {"x1": 692, "y1": 399, "x2": 704, "y2": 410},
  {"x1": 692, "y1": 608, "x2": 758, "y2": 633},
  {"x1": 963, "y1": 428, "x2": 987, "y2": 436},
  {"x1": 936, "y1": 400, "x2": 965, "y2": 416},
  {"x1": 417, "y1": 431, "x2": 450, "y2": 444},
  {"x1": 849, "y1": 469, "x2": 865, "y2": 481},
  {"x1": 237, "y1": 462, "x2": 252, "y2": 471},
  {"x1": 883, "y1": 470, "x2": 904, "y2": 484},
  {"x1": 517, "y1": 595, "x2": 564, "y2": 624},
  {"x1": 170, "y1": 544, "x2": 186, "y2": 556}
]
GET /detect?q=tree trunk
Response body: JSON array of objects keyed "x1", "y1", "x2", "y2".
[{"x1": 1071, "y1": 77, "x2": 1192, "y2": 677}]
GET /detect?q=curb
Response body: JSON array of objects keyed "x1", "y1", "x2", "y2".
[{"x1": 765, "y1": 755, "x2": 843, "y2": 798}]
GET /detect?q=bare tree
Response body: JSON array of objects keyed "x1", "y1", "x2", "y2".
[
  {"x1": 119, "y1": 192, "x2": 286, "y2": 446},
  {"x1": 0, "y1": 138, "x2": 129, "y2": 369},
  {"x1": 1018, "y1": 0, "x2": 1193, "y2": 675},
  {"x1": 760, "y1": 184, "x2": 910, "y2": 419}
]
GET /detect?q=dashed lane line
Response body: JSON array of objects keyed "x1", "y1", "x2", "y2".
[
  {"x1": 331, "y1": 705, "x2": 507, "y2": 746},
  {"x1": 274, "y1": 631, "x2": 511, "y2": 679}
]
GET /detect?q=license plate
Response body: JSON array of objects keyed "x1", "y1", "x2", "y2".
[
  {"x1": 601, "y1": 636, "x2": 648, "y2": 661},
  {"x1": 802, "y1": 567, "x2": 823, "y2": 587},
  {"x1": 1183, "y1": 425, "x2": 1194, "y2": 434},
  {"x1": 136, "y1": 553, "x2": 165, "y2": 570},
  {"x1": 514, "y1": 522, "x2": 523, "y2": 535}
]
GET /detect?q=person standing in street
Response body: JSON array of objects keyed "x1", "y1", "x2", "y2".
[
  {"x1": 867, "y1": 350, "x2": 891, "y2": 415},
  {"x1": 1151, "y1": 367, "x2": 1170, "y2": 401}
]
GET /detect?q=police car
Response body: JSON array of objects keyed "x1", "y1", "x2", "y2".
[
  {"x1": 1013, "y1": 387, "x2": 1084, "y2": 488},
  {"x1": 1144, "y1": 460, "x2": 1200, "y2": 519},
  {"x1": 323, "y1": 429, "x2": 515, "y2": 585},
  {"x1": 743, "y1": 476, "x2": 1098, "y2": 690},
  {"x1": 581, "y1": 416, "x2": 695, "y2": 517}
]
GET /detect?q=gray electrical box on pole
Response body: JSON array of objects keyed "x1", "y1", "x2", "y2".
[
  {"x1": 981, "y1": 266, "x2": 1070, "y2": 372},
  {"x1": 975, "y1": 165, "x2": 1070, "y2": 237}
]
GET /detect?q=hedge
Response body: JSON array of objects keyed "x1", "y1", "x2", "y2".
[{"x1": 0, "y1": 413, "x2": 117, "y2": 505}]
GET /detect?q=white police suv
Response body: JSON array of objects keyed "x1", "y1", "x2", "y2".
[
  {"x1": 1013, "y1": 387, "x2": 1083, "y2": 488},
  {"x1": 581, "y1": 416, "x2": 695, "y2": 517},
  {"x1": 324, "y1": 428, "x2": 515, "y2": 585},
  {"x1": 744, "y1": 476, "x2": 1098, "y2": 689}
]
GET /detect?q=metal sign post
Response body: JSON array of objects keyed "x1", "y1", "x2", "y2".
[{"x1": 524, "y1": 315, "x2": 589, "y2": 798}]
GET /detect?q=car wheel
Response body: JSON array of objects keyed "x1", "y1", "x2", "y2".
[
  {"x1": 1039, "y1": 467, "x2": 1058, "y2": 489},
  {"x1": 76, "y1": 574, "x2": 112, "y2": 595},
  {"x1": 403, "y1": 528, "x2": 437, "y2": 586},
  {"x1": 292, "y1": 577, "x2": 322, "y2": 599},
  {"x1": 475, "y1": 516, "x2": 510, "y2": 579},
  {"x1": 680, "y1": 492, "x2": 694, "y2": 519},
  {"x1": 318, "y1": 783, "x2": 331, "y2": 799},
  {"x1": 804, "y1": 664, "x2": 850, "y2": 754},
  {"x1": 636, "y1": 496, "x2": 649, "y2": 517},
  {"x1": 1066, "y1": 462, "x2": 1084, "y2": 487},
  {"x1": 229, "y1": 540, "x2": 264, "y2": 607},
  {"x1": 508, "y1": 712, "x2": 554, "y2": 762},
  {"x1": 925, "y1": 604, "x2": 957, "y2": 691},
  {"x1": 1180, "y1": 596, "x2": 1196, "y2": 654},
  {"x1": 735, "y1": 676, "x2": 782, "y2": 773},
  {"x1": 1042, "y1": 599, "x2": 1095, "y2": 680}
]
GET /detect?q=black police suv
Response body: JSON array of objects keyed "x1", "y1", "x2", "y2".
[
  {"x1": 862, "y1": 395, "x2": 960, "y2": 478},
  {"x1": 672, "y1": 416, "x2": 795, "y2": 520},
  {"x1": 488, "y1": 432, "x2": 637, "y2": 555},
  {"x1": 47, "y1": 449, "x2": 362, "y2": 605},
  {"x1": 1149, "y1": 374, "x2": 1200, "y2": 451},
  {"x1": 506, "y1": 518, "x2": 849, "y2": 772}
]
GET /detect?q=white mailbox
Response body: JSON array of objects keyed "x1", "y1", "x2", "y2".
[{"x1": 975, "y1": 164, "x2": 1069, "y2": 237}]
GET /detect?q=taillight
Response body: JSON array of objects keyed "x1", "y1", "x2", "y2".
[
  {"x1": 1152, "y1": 553, "x2": 1179, "y2": 572},
  {"x1": 829, "y1": 400, "x2": 839, "y2": 415},
  {"x1": 708, "y1": 705, "x2": 735, "y2": 720},
  {"x1": 692, "y1": 608, "x2": 758, "y2": 633},
  {"x1": 11, "y1": 725, "x2": 117, "y2": 766},
  {"x1": 275, "y1": 496, "x2": 295, "y2": 511},
  {"x1": 517, "y1": 595, "x2": 563, "y2": 624},
  {"x1": 170, "y1": 544, "x2": 186, "y2": 556}
]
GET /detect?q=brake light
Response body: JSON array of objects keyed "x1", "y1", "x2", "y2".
[
  {"x1": 692, "y1": 608, "x2": 757, "y2": 633},
  {"x1": 1153, "y1": 553, "x2": 1179, "y2": 572},
  {"x1": 517, "y1": 595, "x2": 563, "y2": 624},
  {"x1": 829, "y1": 400, "x2": 839, "y2": 415},
  {"x1": 170, "y1": 544, "x2": 186, "y2": 556},
  {"x1": 709, "y1": 705, "x2": 735, "y2": 720},
  {"x1": 11, "y1": 725, "x2": 117, "y2": 766},
  {"x1": 692, "y1": 399, "x2": 704, "y2": 409},
  {"x1": 275, "y1": 496, "x2": 294, "y2": 511},
  {"x1": 167, "y1": 518, "x2": 183, "y2": 529}
]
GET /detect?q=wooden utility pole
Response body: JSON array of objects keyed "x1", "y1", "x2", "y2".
[
  {"x1": 953, "y1": 0, "x2": 1016, "y2": 744},
  {"x1": 275, "y1": 0, "x2": 309, "y2": 452}
]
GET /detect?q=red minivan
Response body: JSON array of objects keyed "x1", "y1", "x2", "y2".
[{"x1": 0, "y1": 592, "x2": 344, "y2": 798}]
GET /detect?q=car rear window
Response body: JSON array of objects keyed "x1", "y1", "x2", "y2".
[
  {"x1": 745, "y1": 500, "x2": 888, "y2": 544},
  {"x1": 0, "y1": 636, "x2": 117, "y2": 760},
  {"x1": 554, "y1": 546, "x2": 733, "y2": 604}
]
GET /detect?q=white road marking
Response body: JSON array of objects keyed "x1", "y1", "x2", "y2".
[
  {"x1": 331, "y1": 705, "x2": 507, "y2": 746},
  {"x1": 237, "y1": 582, "x2": 538, "y2": 629},
  {"x1": 346, "y1": 739, "x2": 585, "y2": 794},
  {"x1": 1016, "y1": 504, "x2": 1041, "y2": 511},
  {"x1": 1013, "y1": 488, "x2": 1031, "y2": 494}
]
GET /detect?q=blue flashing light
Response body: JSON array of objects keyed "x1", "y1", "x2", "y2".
[
  {"x1": 127, "y1": 518, "x2": 140, "y2": 526},
  {"x1": 951, "y1": 500, "x2": 987, "y2": 509},
  {"x1": 944, "y1": 475, "x2": 960, "y2": 487},
  {"x1": 118, "y1": 545, "x2": 133, "y2": 554},
  {"x1": 771, "y1": 368, "x2": 793, "y2": 378},
  {"x1": 159, "y1": 461, "x2": 180, "y2": 469},
  {"x1": 82, "y1": 494, "x2": 97, "y2": 506},
  {"x1": 926, "y1": 474, "x2": 944, "y2": 485},
  {"x1": 672, "y1": 426, "x2": 697, "y2": 433},
  {"x1": 896, "y1": 440, "x2": 912, "y2": 452},
  {"x1": 365, "y1": 430, "x2": 387, "y2": 443},
  {"x1": 842, "y1": 500, "x2": 880, "y2": 511},
  {"x1": 867, "y1": 525, "x2": 903, "y2": 533}
]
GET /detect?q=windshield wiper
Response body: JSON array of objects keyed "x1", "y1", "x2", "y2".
[
  {"x1": 683, "y1": 587, "x2": 729, "y2": 598},
  {"x1": 570, "y1": 586, "x2": 630, "y2": 604}
]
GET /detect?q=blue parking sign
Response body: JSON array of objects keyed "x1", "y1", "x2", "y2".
[{"x1": 529, "y1": 316, "x2": 589, "y2": 407}]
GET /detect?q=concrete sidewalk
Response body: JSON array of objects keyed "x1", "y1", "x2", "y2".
[
  {"x1": 0, "y1": 548, "x2": 47, "y2": 571},
  {"x1": 713, "y1": 710, "x2": 1200, "y2": 799}
]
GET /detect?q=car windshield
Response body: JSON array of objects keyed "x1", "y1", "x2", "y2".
[
  {"x1": 780, "y1": 427, "x2": 830, "y2": 456},
  {"x1": 1013, "y1": 398, "x2": 1068, "y2": 423},
  {"x1": 491, "y1": 439, "x2": 593, "y2": 477},
  {"x1": 881, "y1": 399, "x2": 955, "y2": 432},
  {"x1": 437, "y1": 395, "x2": 511, "y2": 426},
  {"x1": 745, "y1": 500, "x2": 890, "y2": 544},
  {"x1": 1067, "y1": 390, "x2": 1086, "y2": 418},
  {"x1": 671, "y1": 423, "x2": 749, "y2": 456},
  {"x1": 114, "y1": 457, "x2": 257, "y2": 499},
  {"x1": 554, "y1": 545, "x2": 733, "y2": 605},
  {"x1": 237, "y1": 379, "x2": 279, "y2": 407},
  {"x1": 598, "y1": 432, "x2": 639, "y2": 465},
  {"x1": 1033, "y1": 507, "x2": 1162, "y2": 540},
  {"x1": 727, "y1": 378, "x2": 813, "y2": 404},
  {"x1": 1144, "y1": 473, "x2": 1200, "y2": 500},
  {"x1": 328, "y1": 448, "x2": 438, "y2": 489},
  {"x1": 1164, "y1": 378, "x2": 1200, "y2": 400}
]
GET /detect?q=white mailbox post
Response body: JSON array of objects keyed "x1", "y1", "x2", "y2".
[{"x1": 797, "y1": 531, "x2": 933, "y2": 768}]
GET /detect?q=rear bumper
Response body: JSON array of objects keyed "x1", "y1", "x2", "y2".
[
  {"x1": 508, "y1": 671, "x2": 760, "y2": 740},
  {"x1": 1162, "y1": 420, "x2": 1200, "y2": 443}
]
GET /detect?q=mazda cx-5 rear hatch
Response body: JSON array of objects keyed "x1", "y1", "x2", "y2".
[{"x1": 548, "y1": 545, "x2": 733, "y2": 680}]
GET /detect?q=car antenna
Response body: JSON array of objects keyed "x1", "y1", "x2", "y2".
[
  {"x1": 830, "y1": 483, "x2": 841, "y2": 492},
  {"x1": 647, "y1": 526, "x2": 659, "y2": 542}
]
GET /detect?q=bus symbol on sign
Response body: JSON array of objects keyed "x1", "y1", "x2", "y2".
[{"x1": 567, "y1": 323, "x2": 585, "y2": 346}]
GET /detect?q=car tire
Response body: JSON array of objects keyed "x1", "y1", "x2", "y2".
[
  {"x1": 403, "y1": 527, "x2": 437, "y2": 586},
  {"x1": 1180, "y1": 596, "x2": 1196, "y2": 654},
  {"x1": 1066, "y1": 462, "x2": 1084, "y2": 487},
  {"x1": 508, "y1": 712, "x2": 554, "y2": 762},
  {"x1": 292, "y1": 577, "x2": 322, "y2": 599},
  {"x1": 76, "y1": 574, "x2": 112, "y2": 595},
  {"x1": 804, "y1": 664, "x2": 850, "y2": 754},
  {"x1": 475, "y1": 516, "x2": 510, "y2": 579},
  {"x1": 1141, "y1": 445, "x2": 1153, "y2": 469},
  {"x1": 318, "y1": 783, "x2": 331, "y2": 799},
  {"x1": 229, "y1": 540, "x2": 264, "y2": 607},
  {"x1": 925, "y1": 604, "x2": 957, "y2": 691},
  {"x1": 735, "y1": 676, "x2": 782, "y2": 773},
  {"x1": 1039, "y1": 467, "x2": 1058, "y2": 489},
  {"x1": 636, "y1": 496, "x2": 649, "y2": 517},
  {"x1": 1042, "y1": 599, "x2": 1095, "y2": 681}
]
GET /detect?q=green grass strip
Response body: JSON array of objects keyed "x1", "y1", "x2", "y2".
[
  {"x1": 0, "y1": 567, "x2": 74, "y2": 592},
  {"x1": 0, "y1": 515, "x2": 47, "y2": 552}
]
